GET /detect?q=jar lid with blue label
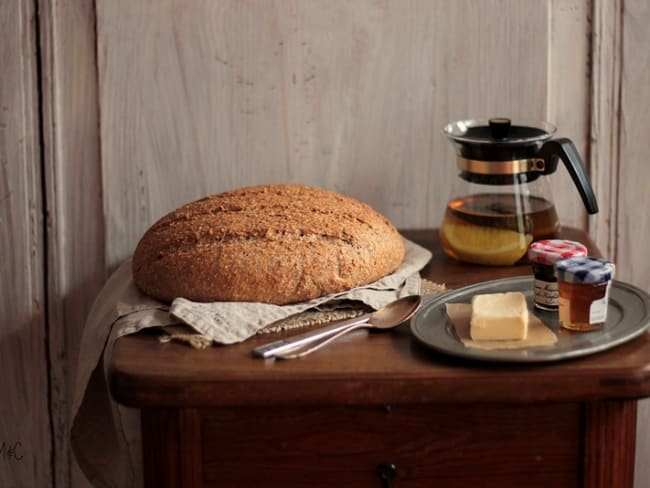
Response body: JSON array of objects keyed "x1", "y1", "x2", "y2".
[{"x1": 554, "y1": 256, "x2": 615, "y2": 284}]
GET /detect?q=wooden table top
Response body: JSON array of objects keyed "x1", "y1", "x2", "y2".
[{"x1": 110, "y1": 228, "x2": 650, "y2": 408}]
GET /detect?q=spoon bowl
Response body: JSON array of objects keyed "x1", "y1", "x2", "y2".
[{"x1": 369, "y1": 294, "x2": 422, "y2": 328}]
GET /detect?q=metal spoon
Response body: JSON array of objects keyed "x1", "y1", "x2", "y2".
[
  {"x1": 254, "y1": 295, "x2": 422, "y2": 360},
  {"x1": 275, "y1": 294, "x2": 422, "y2": 359}
]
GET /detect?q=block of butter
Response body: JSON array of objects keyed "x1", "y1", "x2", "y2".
[{"x1": 470, "y1": 292, "x2": 529, "y2": 341}]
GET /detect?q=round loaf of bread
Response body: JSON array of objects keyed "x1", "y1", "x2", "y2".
[{"x1": 132, "y1": 184, "x2": 405, "y2": 304}]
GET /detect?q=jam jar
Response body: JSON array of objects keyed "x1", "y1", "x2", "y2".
[
  {"x1": 554, "y1": 256, "x2": 615, "y2": 331},
  {"x1": 527, "y1": 240, "x2": 587, "y2": 310}
]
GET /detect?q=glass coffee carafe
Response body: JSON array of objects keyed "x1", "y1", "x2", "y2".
[{"x1": 440, "y1": 118, "x2": 598, "y2": 266}]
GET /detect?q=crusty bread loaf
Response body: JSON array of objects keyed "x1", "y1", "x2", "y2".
[{"x1": 132, "y1": 184, "x2": 405, "y2": 304}]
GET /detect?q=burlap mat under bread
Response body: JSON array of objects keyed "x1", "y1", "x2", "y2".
[{"x1": 160, "y1": 279, "x2": 448, "y2": 349}]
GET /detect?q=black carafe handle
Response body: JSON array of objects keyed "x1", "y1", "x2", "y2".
[{"x1": 538, "y1": 138, "x2": 599, "y2": 214}]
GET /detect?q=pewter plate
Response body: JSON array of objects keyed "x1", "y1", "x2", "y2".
[{"x1": 411, "y1": 276, "x2": 650, "y2": 363}]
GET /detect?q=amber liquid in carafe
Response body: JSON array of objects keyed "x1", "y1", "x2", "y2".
[{"x1": 440, "y1": 193, "x2": 560, "y2": 265}]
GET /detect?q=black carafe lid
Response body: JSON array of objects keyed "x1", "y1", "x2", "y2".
[{"x1": 443, "y1": 118, "x2": 555, "y2": 161}]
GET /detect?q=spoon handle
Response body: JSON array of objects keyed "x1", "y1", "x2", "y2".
[
  {"x1": 252, "y1": 313, "x2": 370, "y2": 358},
  {"x1": 274, "y1": 322, "x2": 370, "y2": 359}
]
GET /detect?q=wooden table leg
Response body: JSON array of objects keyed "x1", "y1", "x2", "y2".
[
  {"x1": 583, "y1": 400, "x2": 637, "y2": 487},
  {"x1": 142, "y1": 408, "x2": 203, "y2": 488},
  {"x1": 142, "y1": 408, "x2": 181, "y2": 488}
]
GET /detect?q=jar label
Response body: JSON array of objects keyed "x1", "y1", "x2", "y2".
[
  {"x1": 534, "y1": 279, "x2": 558, "y2": 307},
  {"x1": 589, "y1": 282, "x2": 611, "y2": 324}
]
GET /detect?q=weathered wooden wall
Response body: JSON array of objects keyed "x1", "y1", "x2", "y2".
[
  {"x1": 618, "y1": 0, "x2": 650, "y2": 484},
  {"x1": 590, "y1": 2, "x2": 650, "y2": 481},
  {"x1": 39, "y1": 1, "x2": 104, "y2": 486},
  {"x1": 1, "y1": 0, "x2": 649, "y2": 487},
  {"x1": 0, "y1": 1, "x2": 51, "y2": 487},
  {"x1": 95, "y1": 0, "x2": 591, "y2": 271}
]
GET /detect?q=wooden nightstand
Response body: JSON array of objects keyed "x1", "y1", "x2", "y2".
[{"x1": 110, "y1": 228, "x2": 650, "y2": 487}]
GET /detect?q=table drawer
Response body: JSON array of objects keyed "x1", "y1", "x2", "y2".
[{"x1": 144, "y1": 402, "x2": 582, "y2": 487}]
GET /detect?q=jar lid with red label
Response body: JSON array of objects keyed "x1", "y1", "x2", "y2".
[{"x1": 527, "y1": 239, "x2": 588, "y2": 265}]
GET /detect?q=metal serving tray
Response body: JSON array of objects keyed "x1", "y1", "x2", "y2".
[{"x1": 411, "y1": 276, "x2": 650, "y2": 363}]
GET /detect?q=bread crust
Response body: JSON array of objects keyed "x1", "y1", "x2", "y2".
[{"x1": 132, "y1": 184, "x2": 405, "y2": 304}]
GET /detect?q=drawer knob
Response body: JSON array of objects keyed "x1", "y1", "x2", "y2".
[{"x1": 376, "y1": 461, "x2": 397, "y2": 487}]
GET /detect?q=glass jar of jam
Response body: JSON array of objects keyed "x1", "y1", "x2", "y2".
[
  {"x1": 554, "y1": 256, "x2": 615, "y2": 331},
  {"x1": 527, "y1": 240, "x2": 587, "y2": 310}
]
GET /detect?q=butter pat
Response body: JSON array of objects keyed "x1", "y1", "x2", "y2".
[{"x1": 470, "y1": 292, "x2": 529, "y2": 340}]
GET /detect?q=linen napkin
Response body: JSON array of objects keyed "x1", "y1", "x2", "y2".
[{"x1": 70, "y1": 237, "x2": 431, "y2": 487}]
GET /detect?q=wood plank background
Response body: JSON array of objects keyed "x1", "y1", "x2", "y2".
[
  {"x1": 1, "y1": 0, "x2": 648, "y2": 486},
  {"x1": 620, "y1": 1, "x2": 650, "y2": 483},
  {"x1": 39, "y1": 0, "x2": 104, "y2": 486},
  {"x1": 97, "y1": 0, "x2": 591, "y2": 270},
  {"x1": 0, "y1": 1, "x2": 52, "y2": 487}
]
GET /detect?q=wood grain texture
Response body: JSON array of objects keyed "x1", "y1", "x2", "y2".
[
  {"x1": 179, "y1": 409, "x2": 202, "y2": 487},
  {"x1": 198, "y1": 404, "x2": 581, "y2": 487},
  {"x1": 617, "y1": 0, "x2": 650, "y2": 292},
  {"x1": 637, "y1": 400, "x2": 650, "y2": 488},
  {"x1": 37, "y1": 0, "x2": 104, "y2": 485},
  {"x1": 95, "y1": 0, "x2": 588, "y2": 270},
  {"x1": 589, "y1": 0, "x2": 622, "y2": 260},
  {"x1": 548, "y1": 0, "x2": 591, "y2": 230},
  {"x1": 584, "y1": 400, "x2": 637, "y2": 488},
  {"x1": 617, "y1": 2, "x2": 650, "y2": 487},
  {"x1": 0, "y1": 0, "x2": 51, "y2": 487},
  {"x1": 141, "y1": 409, "x2": 181, "y2": 488}
]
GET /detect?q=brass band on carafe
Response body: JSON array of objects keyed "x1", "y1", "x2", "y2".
[{"x1": 457, "y1": 156, "x2": 546, "y2": 175}]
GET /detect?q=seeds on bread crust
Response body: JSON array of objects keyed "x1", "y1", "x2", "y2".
[{"x1": 132, "y1": 184, "x2": 405, "y2": 304}]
